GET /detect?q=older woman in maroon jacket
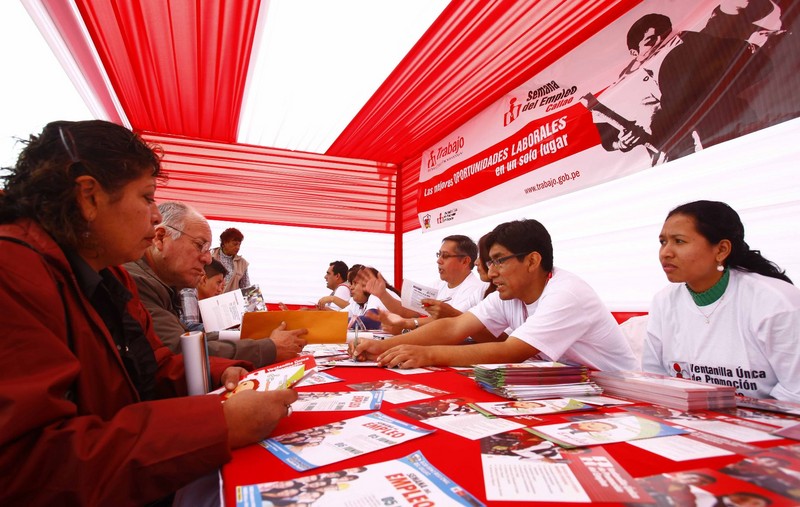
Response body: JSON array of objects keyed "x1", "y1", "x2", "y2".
[{"x1": 0, "y1": 120, "x2": 296, "y2": 506}]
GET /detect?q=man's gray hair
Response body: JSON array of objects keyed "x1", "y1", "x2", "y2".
[{"x1": 157, "y1": 201, "x2": 203, "y2": 240}]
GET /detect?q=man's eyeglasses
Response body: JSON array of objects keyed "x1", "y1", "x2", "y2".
[
  {"x1": 436, "y1": 252, "x2": 467, "y2": 260},
  {"x1": 486, "y1": 251, "x2": 534, "y2": 269},
  {"x1": 164, "y1": 224, "x2": 211, "y2": 254}
]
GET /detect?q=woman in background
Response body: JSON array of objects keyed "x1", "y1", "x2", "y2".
[
  {"x1": 643, "y1": 200, "x2": 800, "y2": 401},
  {"x1": 211, "y1": 227, "x2": 251, "y2": 292},
  {"x1": 0, "y1": 120, "x2": 295, "y2": 506}
]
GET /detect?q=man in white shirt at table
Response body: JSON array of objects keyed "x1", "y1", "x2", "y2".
[
  {"x1": 316, "y1": 260, "x2": 351, "y2": 310},
  {"x1": 352, "y1": 219, "x2": 635, "y2": 371},
  {"x1": 360, "y1": 234, "x2": 488, "y2": 333}
]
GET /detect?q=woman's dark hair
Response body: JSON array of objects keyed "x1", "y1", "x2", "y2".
[
  {"x1": 220, "y1": 227, "x2": 244, "y2": 243},
  {"x1": 477, "y1": 233, "x2": 496, "y2": 298},
  {"x1": 347, "y1": 264, "x2": 364, "y2": 284},
  {"x1": 0, "y1": 120, "x2": 162, "y2": 249},
  {"x1": 668, "y1": 200, "x2": 792, "y2": 284},
  {"x1": 360, "y1": 266, "x2": 400, "y2": 296}
]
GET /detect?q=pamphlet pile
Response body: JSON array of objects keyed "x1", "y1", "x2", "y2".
[
  {"x1": 474, "y1": 361, "x2": 603, "y2": 400},
  {"x1": 591, "y1": 370, "x2": 736, "y2": 411}
]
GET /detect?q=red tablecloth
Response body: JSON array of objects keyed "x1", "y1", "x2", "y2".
[{"x1": 222, "y1": 366, "x2": 791, "y2": 506}]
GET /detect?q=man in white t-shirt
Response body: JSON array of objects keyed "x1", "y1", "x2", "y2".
[
  {"x1": 352, "y1": 219, "x2": 635, "y2": 371},
  {"x1": 361, "y1": 235, "x2": 488, "y2": 332},
  {"x1": 317, "y1": 260, "x2": 351, "y2": 310}
]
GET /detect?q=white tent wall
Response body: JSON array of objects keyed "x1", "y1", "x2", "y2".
[
  {"x1": 206, "y1": 221, "x2": 394, "y2": 307},
  {"x1": 402, "y1": 117, "x2": 800, "y2": 312}
]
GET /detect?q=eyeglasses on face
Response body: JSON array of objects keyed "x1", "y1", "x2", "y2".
[
  {"x1": 436, "y1": 251, "x2": 467, "y2": 260},
  {"x1": 486, "y1": 251, "x2": 534, "y2": 269},
  {"x1": 164, "y1": 224, "x2": 211, "y2": 254}
]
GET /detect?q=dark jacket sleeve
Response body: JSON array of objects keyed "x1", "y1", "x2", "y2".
[{"x1": 124, "y1": 263, "x2": 277, "y2": 368}]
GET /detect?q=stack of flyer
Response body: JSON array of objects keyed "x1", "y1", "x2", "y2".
[
  {"x1": 473, "y1": 361, "x2": 603, "y2": 400},
  {"x1": 590, "y1": 370, "x2": 736, "y2": 411}
]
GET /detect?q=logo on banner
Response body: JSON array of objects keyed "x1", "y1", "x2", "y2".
[
  {"x1": 436, "y1": 208, "x2": 458, "y2": 225},
  {"x1": 426, "y1": 136, "x2": 465, "y2": 171},
  {"x1": 423, "y1": 214, "x2": 431, "y2": 229},
  {"x1": 503, "y1": 97, "x2": 522, "y2": 126}
]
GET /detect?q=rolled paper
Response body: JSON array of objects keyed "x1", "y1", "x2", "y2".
[{"x1": 181, "y1": 331, "x2": 210, "y2": 395}]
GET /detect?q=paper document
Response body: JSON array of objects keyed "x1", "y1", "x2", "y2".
[
  {"x1": 400, "y1": 278, "x2": 437, "y2": 315},
  {"x1": 198, "y1": 289, "x2": 246, "y2": 332}
]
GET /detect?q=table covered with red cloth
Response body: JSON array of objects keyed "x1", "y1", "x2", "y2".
[{"x1": 222, "y1": 365, "x2": 793, "y2": 506}]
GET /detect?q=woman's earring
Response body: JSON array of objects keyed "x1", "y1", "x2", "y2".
[{"x1": 717, "y1": 263, "x2": 724, "y2": 272}]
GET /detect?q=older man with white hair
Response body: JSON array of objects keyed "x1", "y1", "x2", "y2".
[{"x1": 124, "y1": 201, "x2": 307, "y2": 368}]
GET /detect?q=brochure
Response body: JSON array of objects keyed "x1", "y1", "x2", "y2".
[
  {"x1": 261, "y1": 412, "x2": 433, "y2": 472},
  {"x1": 480, "y1": 430, "x2": 652, "y2": 503},
  {"x1": 394, "y1": 397, "x2": 526, "y2": 439},
  {"x1": 208, "y1": 355, "x2": 316, "y2": 400},
  {"x1": 630, "y1": 467, "x2": 798, "y2": 507},
  {"x1": 294, "y1": 371, "x2": 343, "y2": 387},
  {"x1": 471, "y1": 398, "x2": 596, "y2": 417},
  {"x1": 720, "y1": 447, "x2": 800, "y2": 503},
  {"x1": 527, "y1": 415, "x2": 687, "y2": 448},
  {"x1": 235, "y1": 451, "x2": 485, "y2": 507},
  {"x1": 292, "y1": 391, "x2": 383, "y2": 412},
  {"x1": 347, "y1": 378, "x2": 449, "y2": 404},
  {"x1": 736, "y1": 396, "x2": 800, "y2": 416}
]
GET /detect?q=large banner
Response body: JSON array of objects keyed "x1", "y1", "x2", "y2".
[{"x1": 417, "y1": 0, "x2": 800, "y2": 231}]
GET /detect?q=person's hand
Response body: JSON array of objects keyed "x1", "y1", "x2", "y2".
[
  {"x1": 379, "y1": 310, "x2": 406, "y2": 335},
  {"x1": 616, "y1": 127, "x2": 646, "y2": 152},
  {"x1": 223, "y1": 388, "x2": 298, "y2": 449},
  {"x1": 348, "y1": 337, "x2": 390, "y2": 362},
  {"x1": 316, "y1": 296, "x2": 332, "y2": 309},
  {"x1": 421, "y1": 299, "x2": 458, "y2": 320},
  {"x1": 377, "y1": 344, "x2": 433, "y2": 369},
  {"x1": 220, "y1": 366, "x2": 249, "y2": 391},
  {"x1": 270, "y1": 321, "x2": 308, "y2": 361},
  {"x1": 357, "y1": 269, "x2": 387, "y2": 298},
  {"x1": 277, "y1": 302, "x2": 289, "y2": 311}
]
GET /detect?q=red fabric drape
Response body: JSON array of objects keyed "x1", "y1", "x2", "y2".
[
  {"x1": 327, "y1": 0, "x2": 643, "y2": 166},
  {"x1": 144, "y1": 133, "x2": 397, "y2": 233},
  {"x1": 74, "y1": 0, "x2": 261, "y2": 142}
]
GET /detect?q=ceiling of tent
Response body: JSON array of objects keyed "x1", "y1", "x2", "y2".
[{"x1": 30, "y1": 0, "x2": 643, "y2": 168}]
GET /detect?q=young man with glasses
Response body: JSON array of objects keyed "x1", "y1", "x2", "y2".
[
  {"x1": 352, "y1": 219, "x2": 635, "y2": 371},
  {"x1": 124, "y1": 201, "x2": 307, "y2": 368}
]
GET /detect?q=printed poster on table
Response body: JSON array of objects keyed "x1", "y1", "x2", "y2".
[
  {"x1": 292, "y1": 391, "x2": 383, "y2": 412},
  {"x1": 624, "y1": 405, "x2": 784, "y2": 443},
  {"x1": 480, "y1": 429, "x2": 652, "y2": 503},
  {"x1": 394, "y1": 397, "x2": 525, "y2": 439},
  {"x1": 236, "y1": 451, "x2": 485, "y2": 507},
  {"x1": 527, "y1": 415, "x2": 687, "y2": 448},
  {"x1": 347, "y1": 378, "x2": 449, "y2": 404},
  {"x1": 720, "y1": 447, "x2": 800, "y2": 503},
  {"x1": 630, "y1": 467, "x2": 799, "y2": 507},
  {"x1": 417, "y1": 0, "x2": 800, "y2": 231},
  {"x1": 471, "y1": 398, "x2": 596, "y2": 417},
  {"x1": 261, "y1": 412, "x2": 433, "y2": 472}
]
